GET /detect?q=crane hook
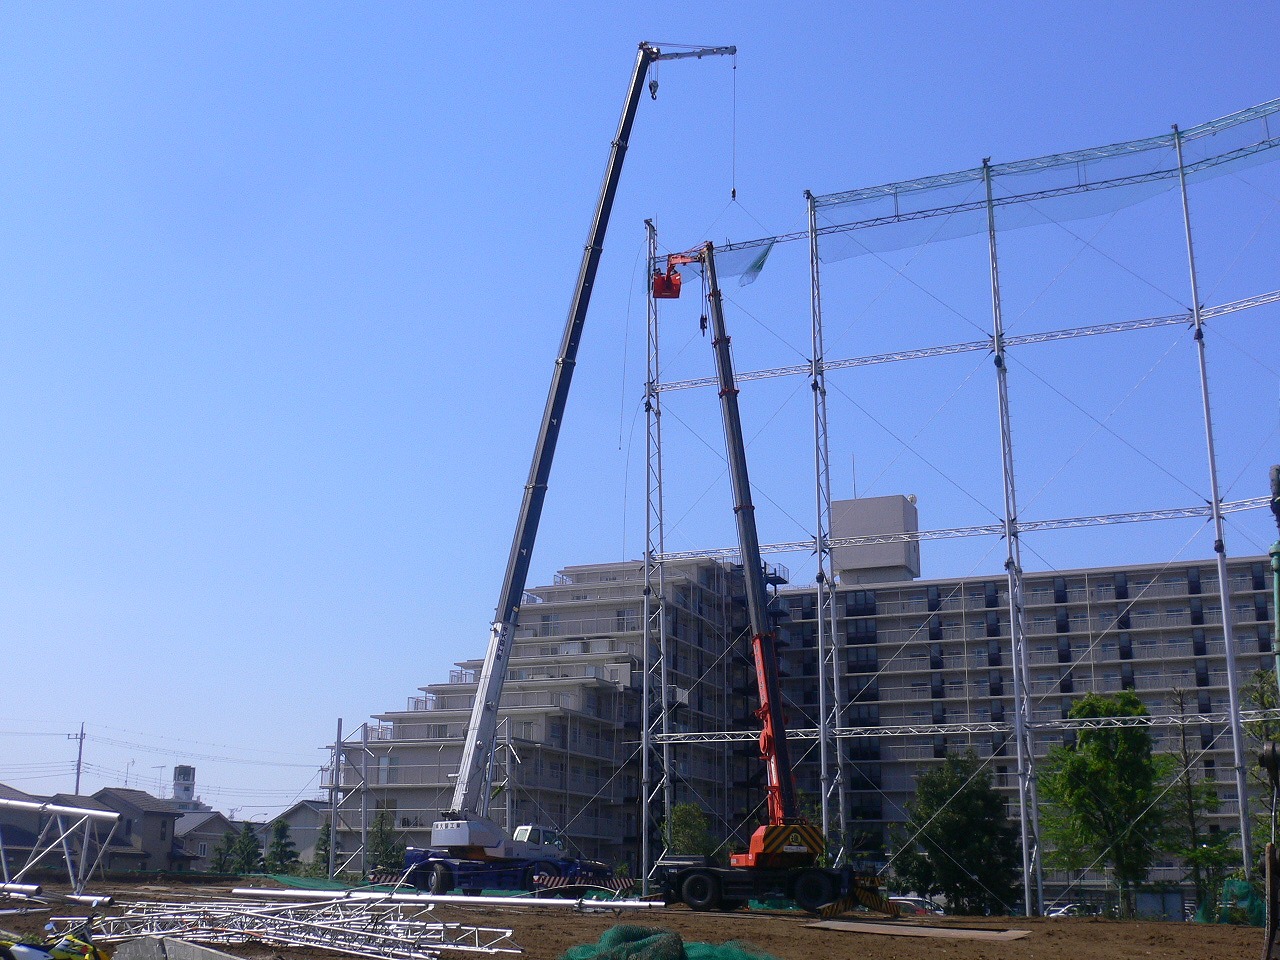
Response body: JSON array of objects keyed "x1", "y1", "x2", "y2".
[{"x1": 649, "y1": 77, "x2": 659, "y2": 100}]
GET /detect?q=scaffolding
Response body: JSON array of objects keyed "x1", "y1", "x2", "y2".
[{"x1": 643, "y1": 97, "x2": 1280, "y2": 913}]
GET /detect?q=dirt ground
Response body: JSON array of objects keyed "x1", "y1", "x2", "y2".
[{"x1": 1, "y1": 881, "x2": 1263, "y2": 960}]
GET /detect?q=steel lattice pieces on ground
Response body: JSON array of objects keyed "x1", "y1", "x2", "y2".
[{"x1": 50, "y1": 898, "x2": 521, "y2": 958}]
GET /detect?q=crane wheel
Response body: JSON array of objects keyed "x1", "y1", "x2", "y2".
[
  {"x1": 681, "y1": 871, "x2": 722, "y2": 911},
  {"x1": 792, "y1": 869, "x2": 837, "y2": 913},
  {"x1": 428, "y1": 863, "x2": 453, "y2": 895}
]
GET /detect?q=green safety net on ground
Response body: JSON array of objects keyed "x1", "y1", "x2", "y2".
[
  {"x1": 561, "y1": 926, "x2": 780, "y2": 960},
  {"x1": 1195, "y1": 878, "x2": 1266, "y2": 925}
]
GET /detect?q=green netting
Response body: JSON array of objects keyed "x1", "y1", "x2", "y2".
[
  {"x1": 561, "y1": 926, "x2": 780, "y2": 960},
  {"x1": 1194, "y1": 878, "x2": 1266, "y2": 925}
]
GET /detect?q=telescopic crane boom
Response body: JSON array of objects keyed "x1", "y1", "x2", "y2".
[
  {"x1": 434, "y1": 41, "x2": 735, "y2": 854},
  {"x1": 698, "y1": 242, "x2": 821, "y2": 869}
]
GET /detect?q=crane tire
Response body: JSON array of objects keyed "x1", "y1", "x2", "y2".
[
  {"x1": 428, "y1": 863, "x2": 452, "y2": 896},
  {"x1": 792, "y1": 868, "x2": 837, "y2": 913},
  {"x1": 681, "y1": 871, "x2": 722, "y2": 912}
]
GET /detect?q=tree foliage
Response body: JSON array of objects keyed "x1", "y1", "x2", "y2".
[
  {"x1": 308, "y1": 819, "x2": 332, "y2": 877},
  {"x1": 890, "y1": 751, "x2": 1019, "y2": 915},
  {"x1": 230, "y1": 822, "x2": 263, "y2": 875},
  {"x1": 1040, "y1": 692, "x2": 1168, "y2": 915},
  {"x1": 664, "y1": 802, "x2": 716, "y2": 858},
  {"x1": 264, "y1": 819, "x2": 299, "y2": 874},
  {"x1": 368, "y1": 810, "x2": 403, "y2": 872},
  {"x1": 210, "y1": 830, "x2": 236, "y2": 873},
  {"x1": 1161, "y1": 690, "x2": 1235, "y2": 911}
]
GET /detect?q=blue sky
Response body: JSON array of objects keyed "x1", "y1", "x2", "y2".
[{"x1": 0, "y1": 4, "x2": 1276, "y2": 819}]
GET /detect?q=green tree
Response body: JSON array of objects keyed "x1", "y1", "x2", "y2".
[
  {"x1": 890, "y1": 751, "x2": 1019, "y2": 915},
  {"x1": 308, "y1": 819, "x2": 332, "y2": 877},
  {"x1": 1162, "y1": 690, "x2": 1236, "y2": 912},
  {"x1": 1040, "y1": 691, "x2": 1168, "y2": 916},
  {"x1": 664, "y1": 802, "x2": 716, "y2": 858},
  {"x1": 210, "y1": 829, "x2": 236, "y2": 873},
  {"x1": 1241, "y1": 667, "x2": 1280, "y2": 855},
  {"x1": 367, "y1": 810, "x2": 403, "y2": 872},
  {"x1": 230, "y1": 822, "x2": 263, "y2": 875},
  {"x1": 264, "y1": 819, "x2": 299, "y2": 874}
]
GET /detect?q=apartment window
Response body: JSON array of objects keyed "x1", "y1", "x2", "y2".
[
  {"x1": 1055, "y1": 608, "x2": 1070, "y2": 634},
  {"x1": 378, "y1": 755, "x2": 399, "y2": 785},
  {"x1": 1057, "y1": 636, "x2": 1072, "y2": 664},
  {"x1": 1200, "y1": 724, "x2": 1215, "y2": 750},
  {"x1": 1053, "y1": 577, "x2": 1068, "y2": 604},
  {"x1": 1191, "y1": 597, "x2": 1205, "y2": 626},
  {"x1": 1198, "y1": 691, "x2": 1212, "y2": 714},
  {"x1": 1256, "y1": 596, "x2": 1270, "y2": 622},
  {"x1": 615, "y1": 608, "x2": 639, "y2": 631},
  {"x1": 1059, "y1": 670, "x2": 1074, "y2": 694},
  {"x1": 848, "y1": 647, "x2": 878, "y2": 673},
  {"x1": 931, "y1": 702, "x2": 946, "y2": 724},
  {"x1": 1204, "y1": 758, "x2": 1216, "y2": 781},
  {"x1": 1195, "y1": 659, "x2": 1210, "y2": 687},
  {"x1": 992, "y1": 702, "x2": 1005, "y2": 723},
  {"x1": 929, "y1": 643, "x2": 944, "y2": 670},
  {"x1": 848, "y1": 590, "x2": 877, "y2": 617},
  {"x1": 927, "y1": 585, "x2": 941, "y2": 612},
  {"x1": 984, "y1": 582, "x2": 999, "y2": 608},
  {"x1": 1121, "y1": 663, "x2": 1135, "y2": 690},
  {"x1": 198, "y1": 842, "x2": 208, "y2": 857},
  {"x1": 930, "y1": 676, "x2": 944, "y2": 699},
  {"x1": 1118, "y1": 633, "x2": 1133, "y2": 660},
  {"x1": 1114, "y1": 572, "x2": 1129, "y2": 601},
  {"x1": 985, "y1": 611, "x2": 1001, "y2": 638},
  {"x1": 933, "y1": 735, "x2": 948, "y2": 759},
  {"x1": 992, "y1": 732, "x2": 1008, "y2": 756},
  {"x1": 928, "y1": 616, "x2": 942, "y2": 642},
  {"x1": 1188, "y1": 567, "x2": 1202, "y2": 595},
  {"x1": 988, "y1": 639, "x2": 1002, "y2": 667},
  {"x1": 1253, "y1": 562, "x2": 1267, "y2": 592},
  {"x1": 849, "y1": 619, "x2": 877, "y2": 643},
  {"x1": 1193, "y1": 628, "x2": 1207, "y2": 657},
  {"x1": 989, "y1": 671, "x2": 1004, "y2": 697},
  {"x1": 1115, "y1": 606, "x2": 1131, "y2": 631},
  {"x1": 1261, "y1": 625, "x2": 1274, "y2": 655}
]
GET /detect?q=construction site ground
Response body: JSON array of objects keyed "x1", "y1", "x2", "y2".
[{"x1": 2, "y1": 880, "x2": 1261, "y2": 960}]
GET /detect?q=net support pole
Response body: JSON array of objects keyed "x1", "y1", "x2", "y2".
[
  {"x1": 984, "y1": 159, "x2": 1043, "y2": 915},
  {"x1": 642, "y1": 219, "x2": 673, "y2": 890},
  {"x1": 1174, "y1": 125, "x2": 1253, "y2": 876},
  {"x1": 807, "y1": 190, "x2": 850, "y2": 862},
  {"x1": 328, "y1": 718, "x2": 341, "y2": 880}
]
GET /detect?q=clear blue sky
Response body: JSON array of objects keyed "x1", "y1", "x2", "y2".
[{"x1": 0, "y1": 3, "x2": 1276, "y2": 819}]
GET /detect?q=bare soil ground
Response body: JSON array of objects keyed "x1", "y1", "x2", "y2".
[{"x1": 2, "y1": 881, "x2": 1261, "y2": 960}]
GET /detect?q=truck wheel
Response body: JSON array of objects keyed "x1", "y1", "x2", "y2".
[
  {"x1": 792, "y1": 868, "x2": 837, "y2": 913},
  {"x1": 428, "y1": 863, "x2": 452, "y2": 895},
  {"x1": 681, "y1": 871, "x2": 721, "y2": 912}
]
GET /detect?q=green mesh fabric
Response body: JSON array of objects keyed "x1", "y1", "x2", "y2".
[
  {"x1": 1194, "y1": 878, "x2": 1266, "y2": 926},
  {"x1": 561, "y1": 926, "x2": 779, "y2": 960}
]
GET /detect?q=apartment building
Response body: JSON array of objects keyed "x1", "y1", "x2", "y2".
[
  {"x1": 336, "y1": 558, "x2": 760, "y2": 873},
  {"x1": 338, "y1": 495, "x2": 1275, "y2": 890}
]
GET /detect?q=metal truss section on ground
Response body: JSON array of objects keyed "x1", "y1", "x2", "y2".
[{"x1": 74, "y1": 897, "x2": 520, "y2": 958}]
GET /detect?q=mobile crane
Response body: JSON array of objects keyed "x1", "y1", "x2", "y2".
[
  {"x1": 650, "y1": 243, "x2": 891, "y2": 915},
  {"x1": 407, "y1": 41, "x2": 736, "y2": 896}
]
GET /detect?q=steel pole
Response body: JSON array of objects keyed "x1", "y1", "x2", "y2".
[
  {"x1": 1174, "y1": 125, "x2": 1253, "y2": 875},
  {"x1": 329, "y1": 718, "x2": 341, "y2": 880},
  {"x1": 1270, "y1": 465, "x2": 1279, "y2": 701},
  {"x1": 984, "y1": 159, "x2": 1041, "y2": 915}
]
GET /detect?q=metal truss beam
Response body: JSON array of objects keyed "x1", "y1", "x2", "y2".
[
  {"x1": 656, "y1": 496, "x2": 1272, "y2": 562},
  {"x1": 655, "y1": 289, "x2": 1280, "y2": 394},
  {"x1": 652, "y1": 708, "x2": 1280, "y2": 744}
]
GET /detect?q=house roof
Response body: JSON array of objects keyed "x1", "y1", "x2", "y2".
[
  {"x1": 94, "y1": 787, "x2": 183, "y2": 815},
  {"x1": 279, "y1": 799, "x2": 328, "y2": 819},
  {"x1": 176, "y1": 810, "x2": 234, "y2": 836},
  {"x1": 0, "y1": 782, "x2": 40, "y2": 803},
  {"x1": 48, "y1": 793, "x2": 116, "y2": 813}
]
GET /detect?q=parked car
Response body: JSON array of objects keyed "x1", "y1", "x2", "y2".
[{"x1": 889, "y1": 896, "x2": 944, "y2": 916}]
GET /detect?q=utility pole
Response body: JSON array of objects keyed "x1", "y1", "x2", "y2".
[
  {"x1": 1270, "y1": 465, "x2": 1280, "y2": 700},
  {"x1": 68, "y1": 722, "x2": 85, "y2": 794}
]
